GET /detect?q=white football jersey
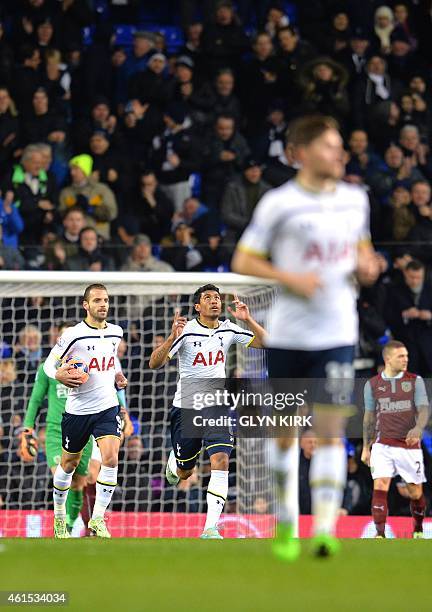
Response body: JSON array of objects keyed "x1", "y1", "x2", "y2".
[
  {"x1": 238, "y1": 179, "x2": 370, "y2": 350},
  {"x1": 168, "y1": 318, "x2": 254, "y2": 407},
  {"x1": 44, "y1": 320, "x2": 123, "y2": 415}
]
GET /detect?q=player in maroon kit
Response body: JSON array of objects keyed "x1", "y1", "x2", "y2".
[{"x1": 361, "y1": 340, "x2": 430, "y2": 538}]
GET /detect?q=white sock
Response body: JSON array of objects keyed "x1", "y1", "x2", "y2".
[
  {"x1": 92, "y1": 465, "x2": 118, "y2": 519},
  {"x1": 168, "y1": 450, "x2": 178, "y2": 476},
  {"x1": 53, "y1": 465, "x2": 74, "y2": 518},
  {"x1": 204, "y1": 470, "x2": 228, "y2": 530},
  {"x1": 310, "y1": 445, "x2": 347, "y2": 536},
  {"x1": 269, "y1": 440, "x2": 298, "y2": 524}
]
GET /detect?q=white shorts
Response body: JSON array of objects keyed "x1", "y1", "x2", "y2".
[
  {"x1": 91, "y1": 437, "x2": 102, "y2": 463},
  {"x1": 370, "y1": 442, "x2": 426, "y2": 484}
]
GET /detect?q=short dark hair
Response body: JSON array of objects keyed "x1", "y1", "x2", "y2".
[
  {"x1": 58, "y1": 321, "x2": 75, "y2": 333},
  {"x1": 79, "y1": 226, "x2": 98, "y2": 240},
  {"x1": 193, "y1": 284, "x2": 220, "y2": 305},
  {"x1": 287, "y1": 114, "x2": 339, "y2": 148},
  {"x1": 83, "y1": 284, "x2": 107, "y2": 302},
  {"x1": 382, "y1": 340, "x2": 406, "y2": 359},
  {"x1": 277, "y1": 25, "x2": 297, "y2": 37},
  {"x1": 63, "y1": 206, "x2": 85, "y2": 219},
  {"x1": 405, "y1": 259, "x2": 424, "y2": 272}
]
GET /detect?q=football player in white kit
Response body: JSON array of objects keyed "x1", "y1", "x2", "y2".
[
  {"x1": 232, "y1": 115, "x2": 380, "y2": 559},
  {"x1": 44, "y1": 284, "x2": 127, "y2": 538},
  {"x1": 149, "y1": 284, "x2": 267, "y2": 539}
]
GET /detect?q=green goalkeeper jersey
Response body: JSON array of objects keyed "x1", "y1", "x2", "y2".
[{"x1": 24, "y1": 362, "x2": 68, "y2": 427}]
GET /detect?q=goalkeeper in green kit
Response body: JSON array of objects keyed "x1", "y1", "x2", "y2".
[{"x1": 21, "y1": 322, "x2": 92, "y2": 533}]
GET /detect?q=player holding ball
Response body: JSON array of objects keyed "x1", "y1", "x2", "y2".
[{"x1": 44, "y1": 283, "x2": 127, "y2": 539}]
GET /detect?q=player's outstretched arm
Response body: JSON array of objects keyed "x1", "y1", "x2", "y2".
[
  {"x1": 231, "y1": 248, "x2": 322, "y2": 299},
  {"x1": 149, "y1": 310, "x2": 187, "y2": 369},
  {"x1": 228, "y1": 293, "x2": 267, "y2": 348}
]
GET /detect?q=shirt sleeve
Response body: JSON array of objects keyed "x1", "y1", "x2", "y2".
[
  {"x1": 358, "y1": 189, "x2": 372, "y2": 244},
  {"x1": 24, "y1": 363, "x2": 49, "y2": 428},
  {"x1": 363, "y1": 380, "x2": 375, "y2": 412},
  {"x1": 43, "y1": 327, "x2": 75, "y2": 379},
  {"x1": 229, "y1": 322, "x2": 255, "y2": 348},
  {"x1": 237, "y1": 191, "x2": 282, "y2": 257},
  {"x1": 168, "y1": 334, "x2": 185, "y2": 359},
  {"x1": 414, "y1": 376, "x2": 429, "y2": 408}
]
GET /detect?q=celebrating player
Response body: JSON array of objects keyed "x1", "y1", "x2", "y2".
[
  {"x1": 361, "y1": 340, "x2": 429, "y2": 538},
  {"x1": 44, "y1": 284, "x2": 127, "y2": 538},
  {"x1": 232, "y1": 114, "x2": 379, "y2": 559},
  {"x1": 20, "y1": 322, "x2": 93, "y2": 534},
  {"x1": 149, "y1": 284, "x2": 266, "y2": 539}
]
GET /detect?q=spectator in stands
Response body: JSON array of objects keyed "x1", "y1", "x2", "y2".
[
  {"x1": 89, "y1": 130, "x2": 126, "y2": 206},
  {"x1": 0, "y1": 20, "x2": 14, "y2": 88},
  {"x1": 193, "y1": 68, "x2": 241, "y2": 126},
  {"x1": 252, "y1": 100, "x2": 287, "y2": 164},
  {"x1": 128, "y1": 53, "x2": 172, "y2": 107},
  {"x1": 385, "y1": 259, "x2": 432, "y2": 375},
  {"x1": 336, "y1": 27, "x2": 372, "y2": 86},
  {"x1": 116, "y1": 31, "x2": 156, "y2": 105},
  {"x1": 367, "y1": 99, "x2": 402, "y2": 155},
  {"x1": 0, "y1": 226, "x2": 25, "y2": 271},
  {"x1": 345, "y1": 129, "x2": 384, "y2": 178},
  {"x1": 20, "y1": 88, "x2": 68, "y2": 165},
  {"x1": 202, "y1": 113, "x2": 250, "y2": 209},
  {"x1": 14, "y1": 324, "x2": 42, "y2": 385},
  {"x1": 367, "y1": 143, "x2": 424, "y2": 204},
  {"x1": 221, "y1": 157, "x2": 271, "y2": 247},
  {"x1": 276, "y1": 25, "x2": 316, "y2": 101},
  {"x1": 240, "y1": 32, "x2": 280, "y2": 134},
  {"x1": 35, "y1": 18, "x2": 55, "y2": 56},
  {"x1": 381, "y1": 185, "x2": 416, "y2": 241},
  {"x1": 398, "y1": 124, "x2": 432, "y2": 181},
  {"x1": 121, "y1": 234, "x2": 173, "y2": 272},
  {"x1": 0, "y1": 88, "x2": 19, "y2": 171},
  {"x1": 160, "y1": 221, "x2": 204, "y2": 271},
  {"x1": 406, "y1": 181, "x2": 432, "y2": 262},
  {"x1": 201, "y1": 0, "x2": 250, "y2": 75},
  {"x1": 73, "y1": 96, "x2": 120, "y2": 154},
  {"x1": 387, "y1": 28, "x2": 425, "y2": 86},
  {"x1": 298, "y1": 56, "x2": 350, "y2": 126},
  {"x1": 118, "y1": 171, "x2": 174, "y2": 246},
  {"x1": 12, "y1": 44, "x2": 41, "y2": 115},
  {"x1": 265, "y1": 3, "x2": 290, "y2": 40},
  {"x1": 150, "y1": 102, "x2": 198, "y2": 211},
  {"x1": 0, "y1": 190, "x2": 23, "y2": 248},
  {"x1": 2, "y1": 144, "x2": 57, "y2": 245},
  {"x1": 41, "y1": 48, "x2": 72, "y2": 117},
  {"x1": 59, "y1": 154, "x2": 118, "y2": 240},
  {"x1": 374, "y1": 5, "x2": 395, "y2": 55},
  {"x1": 175, "y1": 197, "x2": 211, "y2": 243},
  {"x1": 44, "y1": 206, "x2": 85, "y2": 269},
  {"x1": 353, "y1": 55, "x2": 403, "y2": 129},
  {"x1": 121, "y1": 98, "x2": 164, "y2": 164},
  {"x1": 64, "y1": 226, "x2": 115, "y2": 272}
]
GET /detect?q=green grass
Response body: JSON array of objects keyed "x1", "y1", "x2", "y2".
[{"x1": 0, "y1": 539, "x2": 430, "y2": 612}]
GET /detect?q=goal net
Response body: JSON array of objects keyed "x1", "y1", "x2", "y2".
[{"x1": 0, "y1": 271, "x2": 278, "y2": 538}]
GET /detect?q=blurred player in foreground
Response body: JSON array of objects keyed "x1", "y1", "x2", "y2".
[
  {"x1": 44, "y1": 284, "x2": 127, "y2": 538},
  {"x1": 149, "y1": 284, "x2": 266, "y2": 539},
  {"x1": 362, "y1": 340, "x2": 429, "y2": 538},
  {"x1": 232, "y1": 114, "x2": 379, "y2": 559},
  {"x1": 20, "y1": 322, "x2": 93, "y2": 534}
]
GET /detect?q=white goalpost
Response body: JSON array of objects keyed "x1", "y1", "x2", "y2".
[{"x1": 0, "y1": 271, "x2": 282, "y2": 538}]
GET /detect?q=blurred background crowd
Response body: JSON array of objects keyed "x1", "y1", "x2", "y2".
[{"x1": 2, "y1": 0, "x2": 432, "y2": 519}]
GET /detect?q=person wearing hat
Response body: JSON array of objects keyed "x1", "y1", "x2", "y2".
[
  {"x1": 335, "y1": 26, "x2": 373, "y2": 84},
  {"x1": 73, "y1": 96, "x2": 119, "y2": 153},
  {"x1": 387, "y1": 28, "x2": 427, "y2": 85},
  {"x1": 221, "y1": 156, "x2": 271, "y2": 249},
  {"x1": 150, "y1": 102, "x2": 198, "y2": 212},
  {"x1": 128, "y1": 52, "x2": 172, "y2": 106},
  {"x1": 121, "y1": 233, "x2": 173, "y2": 272},
  {"x1": 116, "y1": 30, "x2": 157, "y2": 105},
  {"x1": 59, "y1": 154, "x2": 118, "y2": 240}
]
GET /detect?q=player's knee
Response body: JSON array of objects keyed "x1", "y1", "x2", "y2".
[
  {"x1": 409, "y1": 488, "x2": 423, "y2": 501},
  {"x1": 210, "y1": 453, "x2": 229, "y2": 471},
  {"x1": 374, "y1": 479, "x2": 390, "y2": 491},
  {"x1": 178, "y1": 468, "x2": 193, "y2": 480},
  {"x1": 102, "y1": 455, "x2": 118, "y2": 468},
  {"x1": 61, "y1": 457, "x2": 79, "y2": 473}
]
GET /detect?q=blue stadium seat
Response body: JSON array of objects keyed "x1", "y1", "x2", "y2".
[
  {"x1": 115, "y1": 25, "x2": 136, "y2": 46},
  {"x1": 189, "y1": 173, "x2": 202, "y2": 197}
]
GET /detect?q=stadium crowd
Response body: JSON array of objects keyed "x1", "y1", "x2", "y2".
[{"x1": 2, "y1": 0, "x2": 432, "y2": 519}]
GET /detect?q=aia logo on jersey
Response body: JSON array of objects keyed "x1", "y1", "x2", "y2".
[
  {"x1": 88, "y1": 356, "x2": 115, "y2": 371},
  {"x1": 192, "y1": 350, "x2": 224, "y2": 366},
  {"x1": 304, "y1": 240, "x2": 352, "y2": 263}
]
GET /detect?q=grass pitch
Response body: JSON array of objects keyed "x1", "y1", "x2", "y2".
[{"x1": 0, "y1": 539, "x2": 430, "y2": 612}]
